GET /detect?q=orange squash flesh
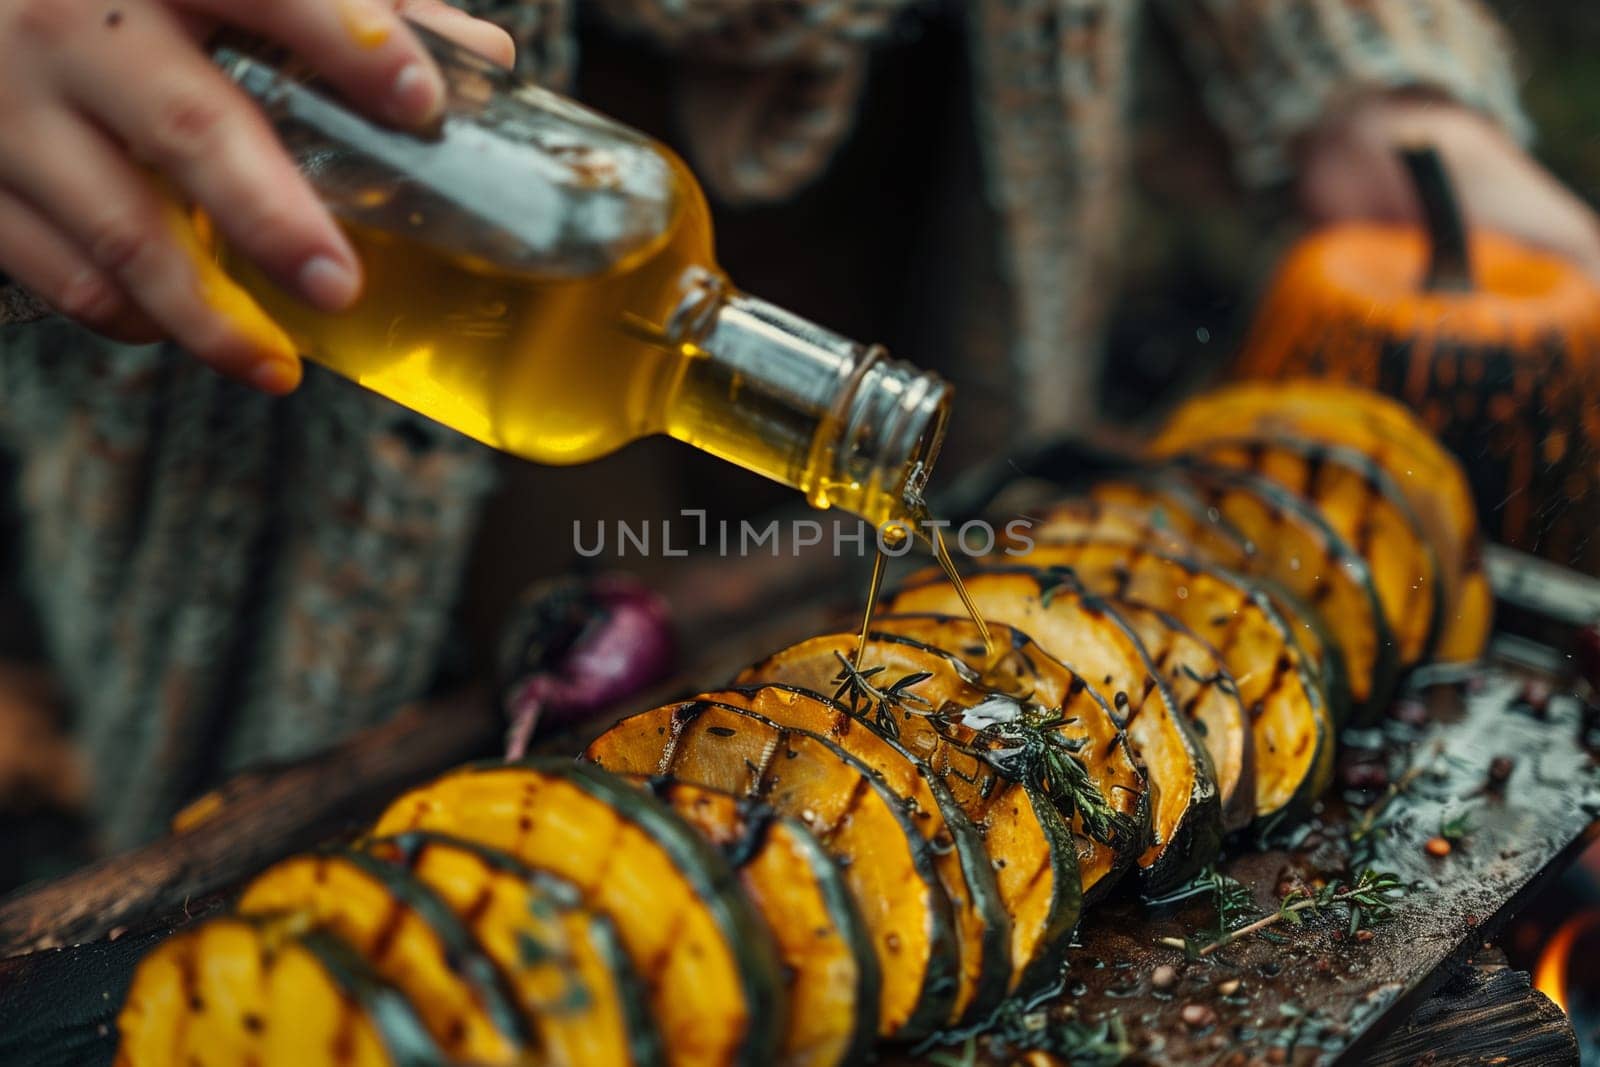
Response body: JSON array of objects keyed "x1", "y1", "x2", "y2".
[
  {"x1": 1172, "y1": 462, "x2": 1397, "y2": 718},
  {"x1": 885, "y1": 573, "x2": 1222, "y2": 895},
  {"x1": 235, "y1": 852, "x2": 527, "y2": 1065},
  {"x1": 630, "y1": 778, "x2": 878, "y2": 1067},
  {"x1": 583, "y1": 700, "x2": 958, "y2": 1040},
  {"x1": 365, "y1": 833, "x2": 664, "y2": 1067},
  {"x1": 115, "y1": 916, "x2": 436, "y2": 1067},
  {"x1": 735, "y1": 637, "x2": 1087, "y2": 991},
  {"x1": 988, "y1": 544, "x2": 1334, "y2": 823},
  {"x1": 1175, "y1": 437, "x2": 1443, "y2": 670},
  {"x1": 1152, "y1": 380, "x2": 1492, "y2": 663},
  {"x1": 372, "y1": 759, "x2": 783, "y2": 1067}
]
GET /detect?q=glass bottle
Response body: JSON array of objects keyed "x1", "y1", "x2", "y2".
[{"x1": 204, "y1": 24, "x2": 949, "y2": 527}]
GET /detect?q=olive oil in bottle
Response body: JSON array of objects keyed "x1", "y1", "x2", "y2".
[{"x1": 208, "y1": 25, "x2": 949, "y2": 529}]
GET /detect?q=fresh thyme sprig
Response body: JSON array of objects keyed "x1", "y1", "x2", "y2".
[
  {"x1": 830, "y1": 653, "x2": 932, "y2": 740},
  {"x1": 1159, "y1": 869, "x2": 1406, "y2": 958},
  {"x1": 1349, "y1": 741, "x2": 1444, "y2": 848}
]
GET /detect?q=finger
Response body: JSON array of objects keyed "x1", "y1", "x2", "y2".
[
  {"x1": 0, "y1": 110, "x2": 302, "y2": 391},
  {"x1": 175, "y1": 0, "x2": 449, "y2": 128},
  {"x1": 0, "y1": 184, "x2": 162, "y2": 343},
  {"x1": 56, "y1": 3, "x2": 364, "y2": 314},
  {"x1": 399, "y1": 0, "x2": 517, "y2": 68}
]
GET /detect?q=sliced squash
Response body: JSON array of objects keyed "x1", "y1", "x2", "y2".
[
  {"x1": 990, "y1": 544, "x2": 1334, "y2": 823},
  {"x1": 1173, "y1": 461, "x2": 1398, "y2": 719},
  {"x1": 1098, "y1": 601, "x2": 1254, "y2": 833},
  {"x1": 1172, "y1": 437, "x2": 1443, "y2": 670},
  {"x1": 734, "y1": 639, "x2": 1087, "y2": 992},
  {"x1": 372, "y1": 758, "x2": 784, "y2": 1067},
  {"x1": 366, "y1": 832, "x2": 665, "y2": 1067},
  {"x1": 115, "y1": 915, "x2": 443, "y2": 1067},
  {"x1": 632, "y1": 778, "x2": 878, "y2": 1067},
  {"x1": 1151, "y1": 380, "x2": 1492, "y2": 662},
  {"x1": 666, "y1": 686, "x2": 1005, "y2": 1023},
  {"x1": 885, "y1": 572, "x2": 1222, "y2": 895},
  {"x1": 583, "y1": 700, "x2": 958, "y2": 1040},
  {"x1": 235, "y1": 849, "x2": 528, "y2": 1064},
  {"x1": 857, "y1": 614, "x2": 1150, "y2": 877}
]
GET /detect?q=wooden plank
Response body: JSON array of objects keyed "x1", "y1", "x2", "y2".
[{"x1": 900, "y1": 666, "x2": 1600, "y2": 1065}]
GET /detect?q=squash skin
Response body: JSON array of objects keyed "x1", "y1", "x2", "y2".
[
  {"x1": 583, "y1": 700, "x2": 959, "y2": 1040},
  {"x1": 1076, "y1": 482, "x2": 1257, "y2": 573},
  {"x1": 1170, "y1": 461, "x2": 1396, "y2": 721},
  {"x1": 675, "y1": 685, "x2": 1007, "y2": 1024},
  {"x1": 734, "y1": 640, "x2": 1087, "y2": 994},
  {"x1": 1152, "y1": 380, "x2": 1492, "y2": 663},
  {"x1": 115, "y1": 916, "x2": 443, "y2": 1067},
  {"x1": 366, "y1": 832, "x2": 665, "y2": 1067},
  {"x1": 1169, "y1": 438, "x2": 1444, "y2": 674},
  {"x1": 235, "y1": 849, "x2": 528, "y2": 1065},
  {"x1": 1234, "y1": 225, "x2": 1600, "y2": 574},
  {"x1": 885, "y1": 572, "x2": 1223, "y2": 897},
  {"x1": 372, "y1": 758, "x2": 785, "y2": 1067},
  {"x1": 632, "y1": 778, "x2": 879, "y2": 1067}
]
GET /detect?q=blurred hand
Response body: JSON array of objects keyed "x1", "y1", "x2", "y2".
[
  {"x1": 0, "y1": 0, "x2": 513, "y2": 392},
  {"x1": 1298, "y1": 92, "x2": 1600, "y2": 281}
]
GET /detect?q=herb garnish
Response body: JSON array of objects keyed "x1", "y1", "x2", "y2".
[{"x1": 1159, "y1": 869, "x2": 1406, "y2": 958}]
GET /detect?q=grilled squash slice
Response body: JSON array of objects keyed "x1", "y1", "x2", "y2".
[
  {"x1": 235, "y1": 849, "x2": 529, "y2": 1065},
  {"x1": 1174, "y1": 461, "x2": 1397, "y2": 719},
  {"x1": 1172, "y1": 438, "x2": 1443, "y2": 670},
  {"x1": 372, "y1": 758, "x2": 784, "y2": 1067},
  {"x1": 116, "y1": 916, "x2": 444, "y2": 1067},
  {"x1": 735, "y1": 636, "x2": 1086, "y2": 992},
  {"x1": 1099, "y1": 602, "x2": 1254, "y2": 833},
  {"x1": 992, "y1": 544, "x2": 1335, "y2": 823},
  {"x1": 583, "y1": 699, "x2": 958, "y2": 1040},
  {"x1": 859, "y1": 614, "x2": 1150, "y2": 888},
  {"x1": 1151, "y1": 380, "x2": 1492, "y2": 662},
  {"x1": 886, "y1": 572, "x2": 1222, "y2": 895},
  {"x1": 633, "y1": 778, "x2": 879, "y2": 1067},
  {"x1": 366, "y1": 832, "x2": 665, "y2": 1067},
  {"x1": 666, "y1": 686, "x2": 1005, "y2": 1023}
]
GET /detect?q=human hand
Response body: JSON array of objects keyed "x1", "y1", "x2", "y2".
[
  {"x1": 1297, "y1": 92, "x2": 1600, "y2": 282},
  {"x1": 0, "y1": 0, "x2": 514, "y2": 392}
]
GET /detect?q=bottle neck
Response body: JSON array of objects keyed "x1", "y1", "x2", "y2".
[{"x1": 661, "y1": 270, "x2": 950, "y2": 528}]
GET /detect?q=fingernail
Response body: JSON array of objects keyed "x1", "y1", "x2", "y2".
[
  {"x1": 250, "y1": 358, "x2": 302, "y2": 395},
  {"x1": 297, "y1": 254, "x2": 361, "y2": 311},
  {"x1": 389, "y1": 62, "x2": 445, "y2": 126}
]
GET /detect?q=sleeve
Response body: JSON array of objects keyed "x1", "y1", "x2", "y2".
[
  {"x1": 0, "y1": 278, "x2": 50, "y2": 328},
  {"x1": 1158, "y1": 0, "x2": 1533, "y2": 186}
]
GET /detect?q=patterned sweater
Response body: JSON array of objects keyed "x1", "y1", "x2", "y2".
[{"x1": 0, "y1": 0, "x2": 1526, "y2": 847}]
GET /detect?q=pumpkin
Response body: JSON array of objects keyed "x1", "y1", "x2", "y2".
[
  {"x1": 583, "y1": 699, "x2": 959, "y2": 1040},
  {"x1": 734, "y1": 634, "x2": 1087, "y2": 994},
  {"x1": 234, "y1": 850, "x2": 530, "y2": 1065},
  {"x1": 1234, "y1": 147, "x2": 1600, "y2": 574},
  {"x1": 372, "y1": 758, "x2": 785, "y2": 1067},
  {"x1": 116, "y1": 916, "x2": 444, "y2": 1067},
  {"x1": 365, "y1": 832, "x2": 666, "y2": 1067},
  {"x1": 630, "y1": 779, "x2": 879, "y2": 1067},
  {"x1": 885, "y1": 570, "x2": 1223, "y2": 896}
]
